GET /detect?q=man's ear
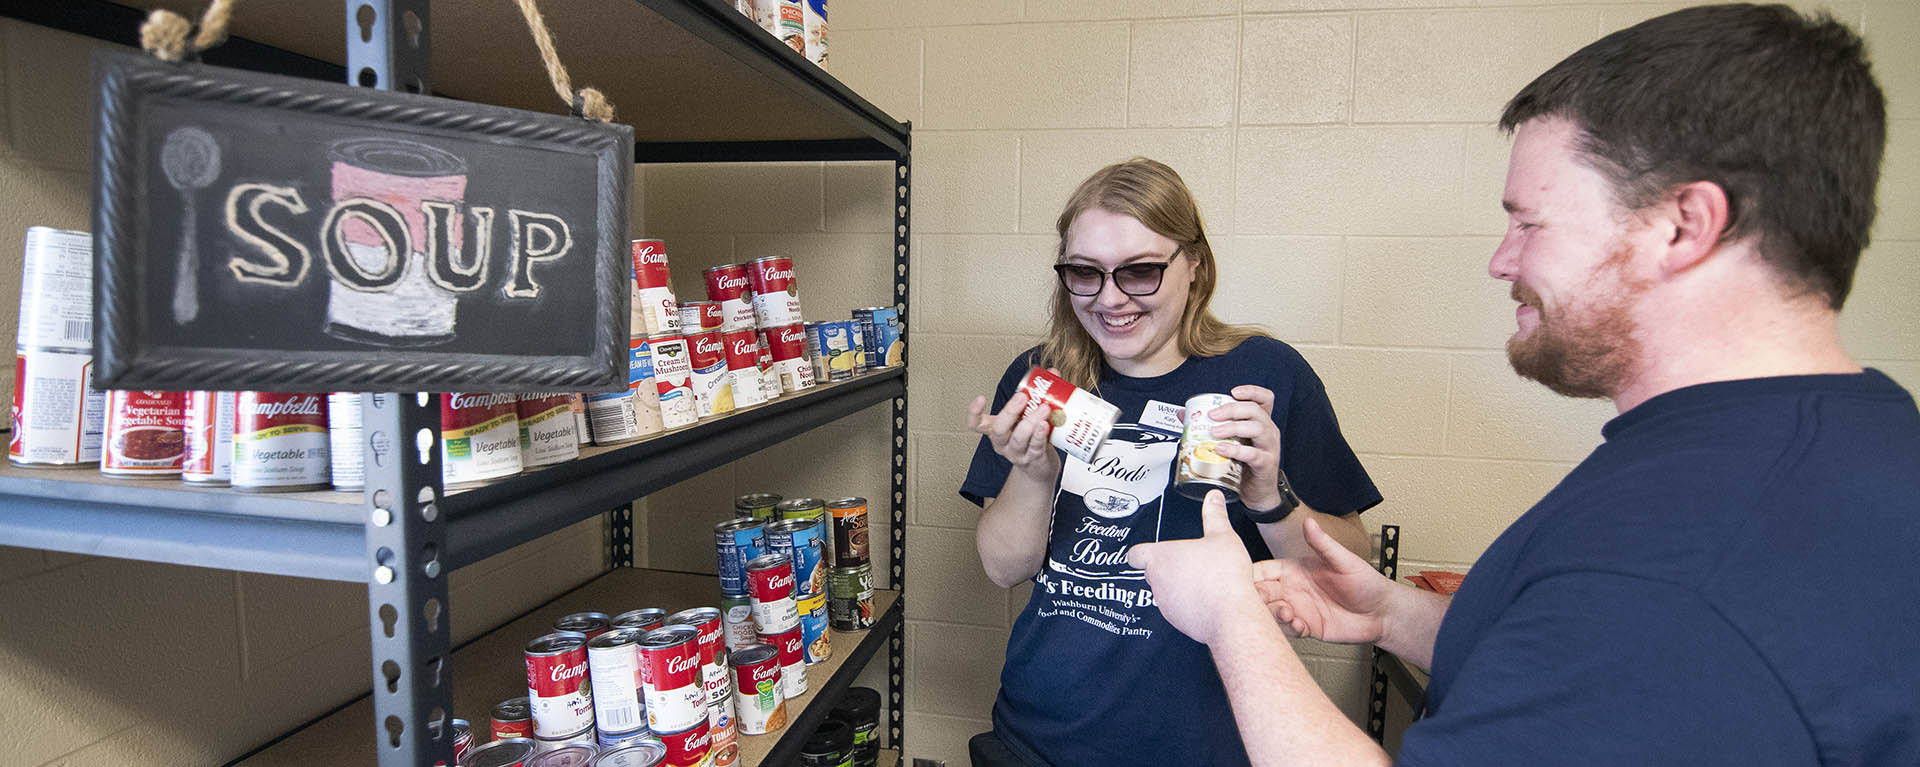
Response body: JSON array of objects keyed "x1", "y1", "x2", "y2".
[{"x1": 1662, "y1": 180, "x2": 1731, "y2": 275}]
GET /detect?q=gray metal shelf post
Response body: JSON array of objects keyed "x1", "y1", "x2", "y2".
[{"x1": 888, "y1": 139, "x2": 910, "y2": 751}]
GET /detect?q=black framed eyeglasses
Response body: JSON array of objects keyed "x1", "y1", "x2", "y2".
[{"x1": 1053, "y1": 258, "x2": 1176, "y2": 297}]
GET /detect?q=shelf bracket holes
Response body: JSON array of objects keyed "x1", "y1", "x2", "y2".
[
  {"x1": 385, "y1": 715, "x2": 405, "y2": 748},
  {"x1": 356, "y1": 4, "x2": 377, "y2": 43},
  {"x1": 416, "y1": 428, "x2": 435, "y2": 465},
  {"x1": 379, "y1": 602, "x2": 399, "y2": 638},
  {"x1": 381, "y1": 659, "x2": 401, "y2": 693},
  {"x1": 423, "y1": 595, "x2": 443, "y2": 632}
]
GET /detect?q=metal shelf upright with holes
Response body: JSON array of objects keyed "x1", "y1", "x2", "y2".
[{"x1": 0, "y1": 1, "x2": 911, "y2": 764}]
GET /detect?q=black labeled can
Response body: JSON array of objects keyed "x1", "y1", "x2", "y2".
[
  {"x1": 829, "y1": 686, "x2": 881, "y2": 767},
  {"x1": 827, "y1": 564, "x2": 875, "y2": 631}
]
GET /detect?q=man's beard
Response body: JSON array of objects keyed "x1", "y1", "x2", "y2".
[{"x1": 1506, "y1": 246, "x2": 1646, "y2": 400}]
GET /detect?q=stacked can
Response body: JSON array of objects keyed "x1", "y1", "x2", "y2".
[
  {"x1": 677, "y1": 300, "x2": 724, "y2": 335},
  {"x1": 828, "y1": 497, "x2": 876, "y2": 631},
  {"x1": 10, "y1": 227, "x2": 106, "y2": 469},
  {"x1": 450, "y1": 718, "x2": 475, "y2": 765},
  {"x1": 587, "y1": 627, "x2": 650, "y2": 739},
  {"x1": 846, "y1": 319, "x2": 868, "y2": 374},
  {"x1": 181, "y1": 391, "x2": 235, "y2": 485},
  {"x1": 101, "y1": 390, "x2": 186, "y2": 478},
  {"x1": 721, "y1": 327, "x2": 768, "y2": 409},
  {"x1": 753, "y1": 330, "x2": 782, "y2": 402},
  {"x1": 650, "y1": 334, "x2": 698, "y2": 429},
  {"x1": 702, "y1": 264, "x2": 758, "y2": 332},
  {"x1": 736, "y1": 492, "x2": 781, "y2": 521},
  {"x1": 667, "y1": 607, "x2": 738, "y2": 766},
  {"x1": 853, "y1": 306, "x2": 903, "y2": 368},
  {"x1": 518, "y1": 393, "x2": 582, "y2": 468},
  {"x1": 556, "y1": 611, "x2": 613, "y2": 639},
  {"x1": 746, "y1": 553, "x2": 808, "y2": 698},
  {"x1": 441, "y1": 393, "x2": 524, "y2": 487},
  {"x1": 747, "y1": 256, "x2": 804, "y2": 329},
  {"x1": 631, "y1": 239, "x2": 681, "y2": 337},
  {"x1": 767, "y1": 516, "x2": 829, "y2": 599},
  {"x1": 527, "y1": 744, "x2": 597, "y2": 766},
  {"x1": 830, "y1": 687, "x2": 882, "y2": 767},
  {"x1": 639, "y1": 625, "x2": 709, "y2": 766},
  {"x1": 614, "y1": 607, "x2": 667, "y2": 633},
  {"x1": 687, "y1": 330, "x2": 734, "y2": 418},
  {"x1": 470, "y1": 738, "x2": 537, "y2": 767},
  {"x1": 715, "y1": 515, "x2": 768, "y2": 653},
  {"x1": 728, "y1": 643, "x2": 788, "y2": 735},
  {"x1": 597, "y1": 727, "x2": 661, "y2": 752},
  {"x1": 326, "y1": 393, "x2": 364, "y2": 491},
  {"x1": 598, "y1": 740, "x2": 670, "y2": 766},
  {"x1": 765, "y1": 323, "x2": 816, "y2": 394},
  {"x1": 525, "y1": 632, "x2": 596, "y2": 748}
]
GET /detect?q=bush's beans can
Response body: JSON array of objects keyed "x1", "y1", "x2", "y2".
[
  {"x1": 517, "y1": 393, "x2": 582, "y2": 467},
  {"x1": 1175, "y1": 393, "x2": 1247, "y2": 503},
  {"x1": 181, "y1": 391, "x2": 235, "y2": 485},
  {"x1": 807, "y1": 321, "x2": 856, "y2": 382},
  {"x1": 450, "y1": 718, "x2": 475, "y2": 765},
  {"x1": 854, "y1": 306, "x2": 903, "y2": 368},
  {"x1": 714, "y1": 518, "x2": 768, "y2": 595},
  {"x1": 728, "y1": 644, "x2": 786, "y2": 735},
  {"x1": 598, "y1": 728, "x2": 661, "y2": 753},
  {"x1": 599, "y1": 740, "x2": 670, "y2": 767},
  {"x1": 469, "y1": 737, "x2": 537, "y2": 767},
  {"x1": 631, "y1": 239, "x2": 681, "y2": 336},
  {"x1": 676, "y1": 300, "x2": 724, "y2": 334},
  {"x1": 687, "y1": 330, "x2": 734, "y2": 418},
  {"x1": 656, "y1": 721, "x2": 711, "y2": 767},
  {"x1": 720, "y1": 593, "x2": 758, "y2": 650},
  {"x1": 702, "y1": 264, "x2": 756, "y2": 331},
  {"x1": 746, "y1": 256, "x2": 802, "y2": 328},
  {"x1": 525, "y1": 631, "x2": 595, "y2": 739},
  {"x1": 767, "y1": 517, "x2": 829, "y2": 598},
  {"x1": 827, "y1": 497, "x2": 870, "y2": 567},
  {"x1": 527, "y1": 744, "x2": 598, "y2": 766},
  {"x1": 587, "y1": 628, "x2": 649, "y2": 736},
  {"x1": 734, "y1": 492, "x2": 782, "y2": 521},
  {"x1": 649, "y1": 334, "x2": 698, "y2": 429},
  {"x1": 765, "y1": 324, "x2": 815, "y2": 394},
  {"x1": 746, "y1": 553, "x2": 800, "y2": 634},
  {"x1": 10, "y1": 227, "x2": 105, "y2": 469},
  {"x1": 639, "y1": 625, "x2": 707, "y2": 733},
  {"x1": 1016, "y1": 367, "x2": 1120, "y2": 464},
  {"x1": 665, "y1": 607, "x2": 736, "y2": 765},
  {"x1": 776, "y1": 497, "x2": 827, "y2": 523},
  {"x1": 797, "y1": 592, "x2": 831, "y2": 665},
  {"x1": 829, "y1": 564, "x2": 876, "y2": 631},
  {"x1": 753, "y1": 330, "x2": 780, "y2": 402},
  {"x1": 721, "y1": 328, "x2": 768, "y2": 408},
  {"x1": 613, "y1": 607, "x2": 667, "y2": 632},
  {"x1": 233, "y1": 392, "x2": 331, "y2": 491},
  {"x1": 102, "y1": 390, "x2": 186, "y2": 478},
  {"x1": 493, "y1": 696, "x2": 535, "y2": 740},
  {"x1": 556, "y1": 612, "x2": 613, "y2": 640},
  {"x1": 768, "y1": 624, "x2": 807, "y2": 699},
  {"x1": 441, "y1": 393, "x2": 524, "y2": 487},
  {"x1": 325, "y1": 393, "x2": 364, "y2": 490}
]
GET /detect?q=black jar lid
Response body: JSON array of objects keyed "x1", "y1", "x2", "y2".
[
  {"x1": 801, "y1": 718, "x2": 854, "y2": 756},
  {"x1": 830, "y1": 686, "x2": 881, "y2": 723}
]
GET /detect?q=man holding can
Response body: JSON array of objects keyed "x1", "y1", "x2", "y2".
[{"x1": 1129, "y1": 5, "x2": 1920, "y2": 766}]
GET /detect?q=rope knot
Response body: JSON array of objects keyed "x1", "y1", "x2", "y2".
[{"x1": 139, "y1": 10, "x2": 192, "y2": 63}]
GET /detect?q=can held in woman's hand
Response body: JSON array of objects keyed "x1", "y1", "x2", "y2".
[
  {"x1": 1016, "y1": 367, "x2": 1119, "y2": 464},
  {"x1": 1174, "y1": 392, "x2": 1246, "y2": 503}
]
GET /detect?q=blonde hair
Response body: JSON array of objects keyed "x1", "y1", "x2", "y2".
[{"x1": 1037, "y1": 158, "x2": 1268, "y2": 391}]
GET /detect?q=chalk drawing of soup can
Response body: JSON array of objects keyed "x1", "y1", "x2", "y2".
[{"x1": 324, "y1": 137, "x2": 466, "y2": 347}]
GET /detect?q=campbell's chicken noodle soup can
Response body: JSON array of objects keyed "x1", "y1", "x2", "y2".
[
  {"x1": 714, "y1": 518, "x2": 768, "y2": 596},
  {"x1": 702, "y1": 264, "x2": 757, "y2": 331},
  {"x1": 1175, "y1": 392, "x2": 1248, "y2": 503},
  {"x1": 721, "y1": 328, "x2": 768, "y2": 408},
  {"x1": 101, "y1": 390, "x2": 186, "y2": 477},
  {"x1": 639, "y1": 625, "x2": 707, "y2": 733},
  {"x1": 754, "y1": 330, "x2": 781, "y2": 401},
  {"x1": 828, "y1": 497, "x2": 870, "y2": 567},
  {"x1": 687, "y1": 330, "x2": 735, "y2": 419},
  {"x1": 767, "y1": 517, "x2": 829, "y2": 597},
  {"x1": 517, "y1": 393, "x2": 581, "y2": 467},
  {"x1": 556, "y1": 611, "x2": 612, "y2": 640},
  {"x1": 728, "y1": 644, "x2": 787, "y2": 735},
  {"x1": 181, "y1": 391, "x2": 235, "y2": 484},
  {"x1": 649, "y1": 334, "x2": 698, "y2": 429},
  {"x1": 233, "y1": 392, "x2": 331, "y2": 491},
  {"x1": 677, "y1": 300, "x2": 724, "y2": 334},
  {"x1": 441, "y1": 392, "x2": 524, "y2": 487},
  {"x1": 767, "y1": 624, "x2": 808, "y2": 698},
  {"x1": 746, "y1": 553, "x2": 801, "y2": 634},
  {"x1": 656, "y1": 721, "x2": 711, "y2": 767},
  {"x1": 492, "y1": 696, "x2": 535, "y2": 740},
  {"x1": 525, "y1": 631, "x2": 595, "y2": 739},
  {"x1": 720, "y1": 593, "x2": 758, "y2": 651},
  {"x1": 765, "y1": 324, "x2": 815, "y2": 394},
  {"x1": 1016, "y1": 367, "x2": 1120, "y2": 464},
  {"x1": 745, "y1": 256, "x2": 803, "y2": 328},
  {"x1": 12, "y1": 228, "x2": 106, "y2": 468},
  {"x1": 324, "y1": 393, "x2": 365, "y2": 490},
  {"x1": 588, "y1": 628, "x2": 649, "y2": 736},
  {"x1": 614, "y1": 607, "x2": 667, "y2": 632},
  {"x1": 798, "y1": 592, "x2": 831, "y2": 665},
  {"x1": 631, "y1": 239, "x2": 682, "y2": 336}
]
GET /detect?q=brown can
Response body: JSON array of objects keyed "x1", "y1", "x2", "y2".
[
  {"x1": 101, "y1": 390, "x2": 186, "y2": 478},
  {"x1": 232, "y1": 392, "x2": 331, "y2": 491},
  {"x1": 827, "y1": 496, "x2": 870, "y2": 567}
]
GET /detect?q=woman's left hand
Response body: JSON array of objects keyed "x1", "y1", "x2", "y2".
[{"x1": 1205, "y1": 385, "x2": 1287, "y2": 513}]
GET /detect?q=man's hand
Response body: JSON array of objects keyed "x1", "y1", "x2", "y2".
[
  {"x1": 1127, "y1": 490, "x2": 1268, "y2": 645},
  {"x1": 1253, "y1": 516, "x2": 1398, "y2": 645}
]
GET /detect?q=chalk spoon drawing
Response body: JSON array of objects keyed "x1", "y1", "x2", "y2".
[
  {"x1": 323, "y1": 137, "x2": 466, "y2": 347},
  {"x1": 161, "y1": 126, "x2": 221, "y2": 324}
]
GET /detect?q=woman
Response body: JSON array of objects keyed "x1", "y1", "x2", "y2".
[{"x1": 960, "y1": 158, "x2": 1381, "y2": 767}]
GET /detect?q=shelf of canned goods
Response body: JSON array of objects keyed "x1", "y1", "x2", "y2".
[{"x1": 0, "y1": 1, "x2": 912, "y2": 765}]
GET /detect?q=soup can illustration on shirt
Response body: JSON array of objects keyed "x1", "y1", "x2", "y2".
[
  {"x1": 1015, "y1": 367, "x2": 1119, "y2": 464},
  {"x1": 1174, "y1": 393, "x2": 1247, "y2": 503},
  {"x1": 746, "y1": 256, "x2": 803, "y2": 329}
]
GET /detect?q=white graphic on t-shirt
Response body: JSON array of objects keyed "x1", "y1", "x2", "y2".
[{"x1": 1047, "y1": 424, "x2": 1178, "y2": 581}]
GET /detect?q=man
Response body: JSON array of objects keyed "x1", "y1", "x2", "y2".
[{"x1": 1129, "y1": 4, "x2": 1920, "y2": 765}]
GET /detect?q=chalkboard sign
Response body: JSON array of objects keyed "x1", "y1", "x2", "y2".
[{"x1": 90, "y1": 51, "x2": 633, "y2": 393}]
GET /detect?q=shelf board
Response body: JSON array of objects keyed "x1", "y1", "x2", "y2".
[
  {"x1": 0, "y1": 368, "x2": 904, "y2": 581},
  {"x1": 236, "y1": 567, "x2": 903, "y2": 766},
  {"x1": 0, "y1": 0, "x2": 909, "y2": 160}
]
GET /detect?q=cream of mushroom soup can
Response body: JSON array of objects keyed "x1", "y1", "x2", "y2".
[
  {"x1": 232, "y1": 392, "x2": 331, "y2": 491},
  {"x1": 1015, "y1": 367, "x2": 1118, "y2": 464},
  {"x1": 1174, "y1": 393, "x2": 1247, "y2": 503},
  {"x1": 649, "y1": 334, "x2": 698, "y2": 429},
  {"x1": 441, "y1": 393, "x2": 524, "y2": 487}
]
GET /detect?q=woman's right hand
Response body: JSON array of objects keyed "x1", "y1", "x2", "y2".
[{"x1": 969, "y1": 391, "x2": 1062, "y2": 481}]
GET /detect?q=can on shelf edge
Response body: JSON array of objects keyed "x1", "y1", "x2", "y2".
[
  {"x1": 524, "y1": 631, "x2": 595, "y2": 740},
  {"x1": 517, "y1": 393, "x2": 582, "y2": 468},
  {"x1": 468, "y1": 737, "x2": 536, "y2": 767},
  {"x1": 655, "y1": 720, "x2": 711, "y2": 767},
  {"x1": 638, "y1": 625, "x2": 707, "y2": 734},
  {"x1": 441, "y1": 392, "x2": 524, "y2": 487},
  {"x1": 727, "y1": 643, "x2": 786, "y2": 735},
  {"x1": 765, "y1": 323, "x2": 816, "y2": 394},
  {"x1": 631, "y1": 239, "x2": 681, "y2": 336},
  {"x1": 181, "y1": 391, "x2": 235, "y2": 485},
  {"x1": 827, "y1": 496, "x2": 870, "y2": 568},
  {"x1": 746, "y1": 256, "x2": 803, "y2": 329},
  {"x1": 10, "y1": 227, "x2": 104, "y2": 469},
  {"x1": 492, "y1": 696, "x2": 535, "y2": 741},
  {"x1": 828, "y1": 563, "x2": 875, "y2": 631},
  {"x1": 325, "y1": 392, "x2": 365, "y2": 490},
  {"x1": 101, "y1": 390, "x2": 186, "y2": 478},
  {"x1": 650, "y1": 334, "x2": 697, "y2": 429},
  {"x1": 665, "y1": 606, "x2": 736, "y2": 767},
  {"x1": 687, "y1": 330, "x2": 735, "y2": 419},
  {"x1": 677, "y1": 300, "x2": 723, "y2": 334},
  {"x1": 232, "y1": 392, "x2": 331, "y2": 492},
  {"x1": 797, "y1": 592, "x2": 831, "y2": 665},
  {"x1": 721, "y1": 328, "x2": 768, "y2": 409}
]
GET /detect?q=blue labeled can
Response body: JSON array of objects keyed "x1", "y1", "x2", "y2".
[
  {"x1": 797, "y1": 592, "x2": 831, "y2": 665},
  {"x1": 855, "y1": 306, "x2": 902, "y2": 368},
  {"x1": 766, "y1": 516, "x2": 829, "y2": 598},
  {"x1": 714, "y1": 517, "x2": 768, "y2": 596},
  {"x1": 807, "y1": 321, "x2": 856, "y2": 381}
]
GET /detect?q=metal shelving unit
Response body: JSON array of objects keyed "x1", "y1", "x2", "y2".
[{"x1": 0, "y1": 1, "x2": 911, "y2": 764}]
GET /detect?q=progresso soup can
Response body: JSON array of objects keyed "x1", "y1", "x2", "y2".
[
  {"x1": 232, "y1": 392, "x2": 331, "y2": 491},
  {"x1": 441, "y1": 393, "x2": 524, "y2": 487},
  {"x1": 735, "y1": 492, "x2": 782, "y2": 521},
  {"x1": 714, "y1": 518, "x2": 768, "y2": 596}
]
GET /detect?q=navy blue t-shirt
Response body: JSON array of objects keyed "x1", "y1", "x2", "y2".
[
  {"x1": 1402, "y1": 371, "x2": 1920, "y2": 766},
  {"x1": 961, "y1": 337, "x2": 1381, "y2": 767}
]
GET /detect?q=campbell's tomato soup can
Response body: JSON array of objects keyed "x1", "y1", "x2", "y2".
[
  {"x1": 324, "y1": 393, "x2": 365, "y2": 491},
  {"x1": 639, "y1": 625, "x2": 707, "y2": 733},
  {"x1": 746, "y1": 553, "x2": 801, "y2": 635},
  {"x1": 676, "y1": 300, "x2": 724, "y2": 333},
  {"x1": 101, "y1": 390, "x2": 186, "y2": 477},
  {"x1": 666, "y1": 607, "x2": 735, "y2": 763},
  {"x1": 687, "y1": 330, "x2": 735, "y2": 419},
  {"x1": 767, "y1": 624, "x2": 808, "y2": 699},
  {"x1": 469, "y1": 737, "x2": 536, "y2": 767},
  {"x1": 441, "y1": 392, "x2": 524, "y2": 487},
  {"x1": 746, "y1": 256, "x2": 802, "y2": 329},
  {"x1": 649, "y1": 334, "x2": 697, "y2": 429},
  {"x1": 556, "y1": 611, "x2": 613, "y2": 640},
  {"x1": 517, "y1": 393, "x2": 581, "y2": 468},
  {"x1": 721, "y1": 328, "x2": 768, "y2": 409},
  {"x1": 631, "y1": 239, "x2": 681, "y2": 336},
  {"x1": 233, "y1": 392, "x2": 331, "y2": 491},
  {"x1": 702, "y1": 264, "x2": 757, "y2": 331},
  {"x1": 181, "y1": 391, "x2": 235, "y2": 484},
  {"x1": 765, "y1": 324, "x2": 815, "y2": 394},
  {"x1": 728, "y1": 644, "x2": 787, "y2": 735},
  {"x1": 12, "y1": 227, "x2": 106, "y2": 469},
  {"x1": 525, "y1": 631, "x2": 595, "y2": 739},
  {"x1": 753, "y1": 330, "x2": 781, "y2": 402},
  {"x1": 598, "y1": 740, "x2": 669, "y2": 767},
  {"x1": 587, "y1": 628, "x2": 649, "y2": 736},
  {"x1": 613, "y1": 607, "x2": 667, "y2": 632},
  {"x1": 656, "y1": 720, "x2": 711, "y2": 767},
  {"x1": 1016, "y1": 367, "x2": 1120, "y2": 464}
]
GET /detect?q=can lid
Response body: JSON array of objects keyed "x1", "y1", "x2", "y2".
[
  {"x1": 746, "y1": 255, "x2": 788, "y2": 264},
  {"x1": 800, "y1": 719, "x2": 853, "y2": 756},
  {"x1": 766, "y1": 517, "x2": 820, "y2": 534},
  {"x1": 526, "y1": 631, "x2": 588, "y2": 655},
  {"x1": 746, "y1": 552, "x2": 792, "y2": 570},
  {"x1": 598, "y1": 740, "x2": 669, "y2": 766},
  {"x1": 703, "y1": 263, "x2": 745, "y2": 274},
  {"x1": 714, "y1": 517, "x2": 765, "y2": 533},
  {"x1": 775, "y1": 498, "x2": 825, "y2": 512},
  {"x1": 665, "y1": 606, "x2": 721, "y2": 626},
  {"x1": 588, "y1": 627, "x2": 646, "y2": 649},
  {"x1": 735, "y1": 492, "x2": 783, "y2": 508},
  {"x1": 729, "y1": 643, "x2": 779, "y2": 666},
  {"x1": 639, "y1": 624, "x2": 698, "y2": 648},
  {"x1": 645, "y1": 332, "x2": 686, "y2": 342},
  {"x1": 468, "y1": 738, "x2": 537, "y2": 767},
  {"x1": 555, "y1": 612, "x2": 611, "y2": 633},
  {"x1": 830, "y1": 686, "x2": 882, "y2": 721},
  {"x1": 492, "y1": 696, "x2": 532, "y2": 719},
  {"x1": 612, "y1": 608, "x2": 666, "y2": 628},
  {"x1": 826, "y1": 497, "x2": 868, "y2": 509},
  {"x1": 525, "y1": 744, "x2": 598, "y2": 767}
]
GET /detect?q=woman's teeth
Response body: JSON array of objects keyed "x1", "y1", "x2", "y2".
[{"x1": 1101, "y1": 313, "x2": 1141, "y2": 329}]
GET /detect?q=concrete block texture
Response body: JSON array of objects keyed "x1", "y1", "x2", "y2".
[
  {"x1": 1018, "y1": 128, "x2": 1234, "y2": 234},
  {"x1": 1840, "y1": 240, "x2": 1920, "y2": 360},
  {"x1": 907, "y1": 526, "x2": 1010, "y2": 627},
  {"x1": 1235, "y1": 126, "x2": 1464, "y2": 236},
  {"x1": 1876, "y1": 120, "x2": 1920, "y2": 242},
  {"x1": 1340, "y1": 236, "x2": 1512, "y2": 349},
  {"x1": 911, "y1": 131, "x2": 1021, "y2": 234},
  {"x1": 906, "y1": 620, "x2": 1011, "y2": 718},
  {"x1": 911, "y1": 234, "x2": 1057, "y2": 335},
  {"x1": 1445, "y1": 351, "x2": 1615, "y2": 463},
  {"x1": 829, "y1": 0, "x2": 1022, "y2": 31},
  {"x1": 825, "y1": 31, "x2": 923, "y2": 126},
  {"x1": 4, "y1": 20, "x2": 111, "y2": 172},
  {"x1": 905, "y1": 711, "x2": 994, "y2": 767},
  {"x1": 924, "y1": 22, "x2": 1129, "y2": 130},
  {"x1": 1212, "y1": 235, "x2": 1344, "y2": 344},
  {"x1": 1129, "y1": 18, "x2": 1239, "y2": 128},
  {"x1": 1240, "y1": 14, "x2": 1354, "y2": 126},
  {"x1": 642, "y1": 163, "x2": 824, "y2": 234},
  {"x1": 1295, "y1": 345, "x2": 1452, "y2": 456},
  {"x1": 1353, "y1": 8, "x2": 1602, "y2": 124},
  {"x1": 1866, "y1": 1, "x2": 1920, "y2": 120}
]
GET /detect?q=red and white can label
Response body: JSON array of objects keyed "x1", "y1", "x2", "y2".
[
  {"x1": 526, "y1": 637, "x2": 595, "y2": 739},
  {"x1": 631, "y1": 239, "x2": 681, "y2": 336},
  {"x1": 687, "y1": 331, "x2": 735, "y2": 419},
  {"x1": 1017, "y1": 367, "x2": 1121, "y2": 464},
  {"x1": 747, "y1": 559, "x2": 800, "y2": 635},
  {"x1": 721, "y1": 329, "x2": 768, "y2": 408},
  {"x1": 657, "y1": 721, "x2": 711, "y2": 767},
  {"x1": 233, "y1": 393, "x2": 331, "y2": 490},
  {"x1": 516, "y1": 393, "x2": 581, "y2": 468},
  {"x1": 640, "y1": 631, "x2": 707, "y2": 733},
  {"x1": 746, "y1": 257, "x2": 803, "y2": 328},
  {"x1": 9, "y1": 350, "x2": 106, "y2": 466},
  {"x1": 441, "y1": 393, "x2": 523, "y2": 486},
  {"x1": 703, "y1": 264, "x2": 757, "y2": 331},
  {"x1": 15, "y1": 227, "x2": 94, "y2": 352},
  {"x1": 587, "y1": 633, "x2": 647, "y2": 736},
  {"x1": 765, "y1": 324, "x2": 815, "y2": 394},
  {"x1": 182, "y1": 391, "x2": 235, "y2": 483},
  {"x1": 677, "y1": 301, "x2": 724, "y2": 333},
  {"x1": 102, "y1": 390, "x2": 185, "y2": 476},
  {"x1": 650, "y1": 335, "x2": 698, "y2": 429},
  {"x1": 326, "y1": 393, "x2": 365, "y2": 490},
  {"x1": 704, "y1": 662, "x2": 736, "y2": 759},
  {"x1": 767, "y1": 626, "x2": 809, "y2": 699},
  {"x1": 728, "y1": 647, "x2": 787, "y2": 735},
  {"x1": 754, "y1": 330, "x2": 780, "y2": 402}
]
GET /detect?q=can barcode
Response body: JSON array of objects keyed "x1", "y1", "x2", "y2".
[
  {"x1": 601, "y1": 704, "x2": 640, "y2": 731},
  {"x1": 63, "y1": 319, "x2": 88, "y2": 344}
]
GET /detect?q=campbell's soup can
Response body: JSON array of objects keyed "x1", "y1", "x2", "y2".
[
  {"x1": 451, "y1": 718, "x2": 475, "y2": 765},
  {"x1": 829, "y1": 564, "x2": 876, "y2": 631},
  {"x1": 721, "y1": 328, "x2": 768, "y2": 409},
  {"x1": 588, "y1": 628, "x2": 649, "y2": 736},
  {"x1": 325, "y1": 393, "x2": 365, "y2": 490},
  {"x1": 469, "y1": 737, "x2": 537, "y2": 767},
  {"x1": 754, "y1": 330, "x2": 781, "y2": 402},
  {"x1": 614, "y1": 607, "x2": 667, "y2": 633},
  {"x1": 101, "y1": 390, "x2": 186, "y2": 477},
  {"x1": 181, "y1": 391, "x2": 235, "y2": 484},
  {"x1": 746, "y1": 256, "x2": 803, "y2": 329},
  {"x1": 599, "y1": 740, "x2": 670, "y2": 767},
  {"x1": 746, "y1": 553, "x2": 801, "y2": 635},
  {"x1": 828, "y1": 496, "x2": 870, "y2": 567},
  {"x1": 687, "y1": 330, "x2": 735, "y2": 419},
  {"x1": 631, "y1": 239, "x2": 681, "y2": 336},
  {"x1": 492, "y1": 696, "x2": 535, "y2": 740},
  {"x1": 233, "y1": 392, "x2": 331, "y2": 491},
  {"x1": 639, "y1": 625, "x2": 707, "y2": 733},
  {"x1": 666, "y1": 607, "x2": 736, "y2": 763},
  {"x1": 714, "y1": 518, "x2": 768, "y2": 596},
  {"x1": 1175, "y1": 392, "x2": 1248, "y2": 503},
  {"x1": 649, "y1": 334, "x2": 697, "y2": 429},
  {"x1": 720, "y1": 593, "x2": 758, "y2": 651},
  {"x1": 702, "y1": 264, "x2": 757, "y2": 331},
  {"x1": 767, "y1": 517, "x2": 829, "y2": 598},
  {"x1": 525, "y1": 631, "x2": 595, "y2": 739},
  {"x1": 728, "y1": 644, "x2": 787, "y2": 735},
  {"x1": 598, "y1": 729, "x2": 661, "y2": 753},
  {"x1": 12, "y1": 228, "x2": 107, "y2": 468},
  {"x1": 676, "y1": 300, "x2": 724, "y2": 333},
  {"x1": 556, "y1": 611, "x2": 613, "y2": 640},
  {"x1": 656, "y1": 721, "x2": 711, "y2": 767},
  {"x1": 1016, "y1": 367, "x2": 1120, "y2": 464},
  {"x1": 797, "y1": 592, "x2": 831, "y2": 665},
  {"x1": 765, "y1": 324, "x2": 815, "y2": 394},
  {"x1": 767, "y1": 624, "x2": 808, "y2": 699},
  {"x1": 807, "y1": 321, "x2": 856, "y2": 382},
  {"x1": 517, "y1": 393, "x2": 581, "y2": 467},
  {"x1": 441, "y1": 392, "x2": 524, "y2": 487},
  {"x1": 527, "y1": 743, "x2": 596, "y2": 766}
]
